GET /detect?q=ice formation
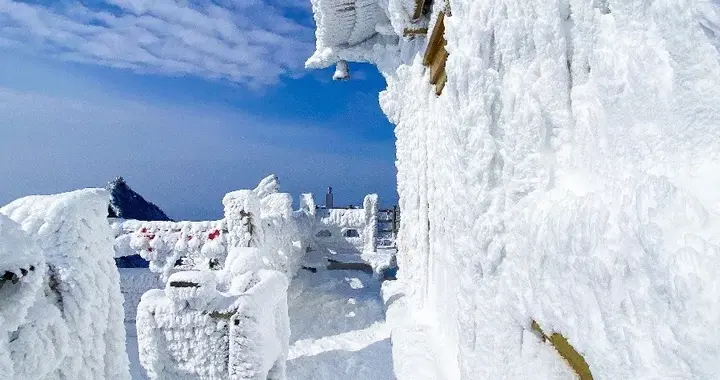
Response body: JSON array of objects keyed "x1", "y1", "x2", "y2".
[
  {"x1": 308, "y1": 0, "x2": 720, "y2": 378},
  {"x1": 0, "y1": 189, "x2": 130, "y2": 380}
]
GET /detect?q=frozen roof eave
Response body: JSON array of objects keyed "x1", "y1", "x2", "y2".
[{"x1": 306, "y1": 0, "x2": 398, "y2": 70}]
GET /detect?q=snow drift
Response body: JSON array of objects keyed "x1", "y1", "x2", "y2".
[
  {"x1": 0, "y1": 189, "x2": 130, "y2": 380},
  {"x1": 308, "y1": 0, "x2": 720, "y2": 378}
]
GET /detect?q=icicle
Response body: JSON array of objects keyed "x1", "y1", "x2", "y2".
[{"x1": 333, "y1": 60, "x2": 350, "y2": 80}]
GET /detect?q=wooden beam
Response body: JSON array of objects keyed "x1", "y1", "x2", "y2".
[
  {"x1": 403, "y1": 27, "x2": 428, "y2": 37},
  {"x1": 412, "y1": 0, "x2": 428, "y2": 20},
  {"x1": 423, "y1": 12, "x2": 446, "y2": 66},
  {"x1": 422, "y1": 11, "x2": 448, "y2": 95},
  {"x1": 531, "y1": 321, "x2": 594, "y2": 380}
]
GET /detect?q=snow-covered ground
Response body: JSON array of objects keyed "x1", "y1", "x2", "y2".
[
  {"x1": 287, "y1": 269, "x2": 394, "y2": 379},
  {"x1": 126, "y1": 267, "x2": 394, "y2": 380}
]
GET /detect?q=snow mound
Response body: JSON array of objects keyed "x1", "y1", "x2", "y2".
[{"x1": 0, "y1": 189, "x2": 130, "y2": 380}]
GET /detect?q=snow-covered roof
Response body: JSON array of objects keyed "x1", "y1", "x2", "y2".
[{"x1": 306, "y1": 0, "x2": 397, "y2": 69}]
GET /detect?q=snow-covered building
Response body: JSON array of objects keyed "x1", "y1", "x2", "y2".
[
  {"x1": 308, "y1": 0, "x2": 720, "y2": 379},
  {"x1": 0, "y1": 189, "x2": 130, "y2": 380},
  {"x1": 313, "y1": 193, "x2": 378, "y2": 255}
]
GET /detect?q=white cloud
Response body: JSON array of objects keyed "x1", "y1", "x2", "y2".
[{"x1": 0, "y1": 0, "x2": 316, "y2": 87}]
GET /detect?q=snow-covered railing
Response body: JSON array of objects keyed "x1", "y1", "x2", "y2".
[
  {"x1": 0, "y1": 189, "x2": 130, "y2": 379},
  {"x1": 137, "y1": 248, "x2": 290, "y2": 380},
  {"x1": 113, "y1": 175, "x2": 316, "y2": 281}
]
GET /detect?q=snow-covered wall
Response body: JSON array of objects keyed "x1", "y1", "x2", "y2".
[
  {"x1": 377, "y1": 0, "x2": 720, "y2": 378},
  {"x1": 0, "y1": 189, "x2": 130, "y2": 380},
  {"x1": 309, "y1": 0, "x2": 720, "y2": 378}
]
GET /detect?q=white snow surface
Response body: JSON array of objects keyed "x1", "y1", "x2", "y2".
[
  {"x1": 120, "y1": 268, "x2": 163, "y2": 323},
  {"x1": 0, "y1": 189, "x2": 130, "y2": 380},
  {"x1": 306, "y1": 0, "x2": 720, "y2": 377},
  {"x1": 287, "y1": 268, "x2": 394, "y2": 379},
  {"x1": 373, "y1": 0, "x2": 720, "y2": 378}
]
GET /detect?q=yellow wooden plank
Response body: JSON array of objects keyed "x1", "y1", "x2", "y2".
[
  {"x1": 429, "y1": 46, "x2": 448, "y2": 84},
  {"x1": 531, "y1": 320, "x2": 594, "y2": 380},
  {"x1": 423, "y1": 11, "x2": 446, "y2": 66},
  {"x1": 434, "y1": 70, "x2": 447, "y2": 95},
  {"x1": 412, "y1": 0, "x2": 428, "y2": 20},
  {"x1": 403, "y1": 27, "x2": 429, "y2": 36}
]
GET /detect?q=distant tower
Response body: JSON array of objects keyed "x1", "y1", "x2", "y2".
[{"x1": 325, "y1": 186, "x2": 334, "y2": 209}]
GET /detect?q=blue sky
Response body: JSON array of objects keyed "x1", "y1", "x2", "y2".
[{"x1": 0, "y1": 0, "x2": 397, "y2": 220}]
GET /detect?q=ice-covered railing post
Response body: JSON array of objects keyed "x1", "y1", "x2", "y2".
[
  {"x1": 0, "y1": 189, "x2": 130, "y2": 380},
  {"x1": 363, "y1": 194, "x2": 379, "y2": 253},
  {"x1": 223, "y1": 189, "x2": 260, "y2": 250}
]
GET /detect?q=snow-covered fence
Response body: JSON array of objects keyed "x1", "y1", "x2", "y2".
[
  {"x1": 136, "y1": 249, "x2": 291, "y2": 380},
  {"x1": 113, "y1": 175, "x2": 316, "y2": 281},
  {"x1": 0, "y1": 189, "x2": 130, "y2": 380},
  {"x1": 137, "y1": 254, "x2": 290, "y2": 380},
  {"x1": 314, "y1": 193, "x2": 378, "y2": 254}
]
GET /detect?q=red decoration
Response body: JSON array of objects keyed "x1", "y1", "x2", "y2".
[
  {"x1": 148, "y1": 247, "x2": 153, "y2": 252},
  {"x1": 208, "y1": 229, "x2": 221, "y2": 240},
  {"x1": 187, "y1": 235, "x2": 193, "y2": 241},
  {"x1": 141, "y1": 227, "x2": 147, "y2": 233}
]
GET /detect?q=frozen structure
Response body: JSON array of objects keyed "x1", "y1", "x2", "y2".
[
  {"x1": 113, "y1": 175, "x2": 315, "y2": 281},
  {"x1": 307, "y1": 0, "x2": 720, "y2": 379},
  {"x1": 137, "y1": 249, "x2": 290, "y2": 380},
  {"x1": 124, "y1": 175, "x2": 314, "y2": 380},
  {"x1": 0, "y1": 189, "x2": 130, "y2": 380},
  {"x1": 314, "y1": 193, "x2": 378, "y2": 254}
]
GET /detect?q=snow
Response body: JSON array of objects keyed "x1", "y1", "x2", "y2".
[
  {"x1": 313, "y1": 194, "x2": 379, "y2": 256},
  {"x1": 119, "y1": 268, "x2": 163, "y2": 323},
  {"x1": 0, "y1": 188, "x2": 130, "y2": 380},
  {"x1": 308, "y1": 0, "x2": 720, "y2": 378},
  {"x1": 286, "y1": 268, "x2": 394, "y2": 379},
  {"x1": 306, "y1": 0, "x2": 392, "y2": 68}
]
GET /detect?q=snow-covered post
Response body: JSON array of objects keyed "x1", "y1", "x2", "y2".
[
  {"x1": 1, "y1": 189, "x2": 131, "y2": 380},
  {"x1": 228, "y1": 270, "x2": 290, "y2": 380},
  {"x1": 223, "y1": 190, "x2": 261, "y2": 249},
  {"x1": 363, "y1": 194, "x2": 378, "y2": 253}
]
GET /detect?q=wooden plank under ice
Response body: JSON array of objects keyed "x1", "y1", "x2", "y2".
[
  {"x1": 403, "y1": 27, "x2": 428, "y2": 36},
  {"x1": 412, "y1": 0, "x2": 428, "y2": 20},
  {"x1": 423, "y1": 12, "x2": 446, "y2": 66},
  {"x1": 434, "y1": 71, "x2": 447, "y2": 95},
  {"x1": 429, "y1": 46, "x2": 448, "y2": 84}
]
